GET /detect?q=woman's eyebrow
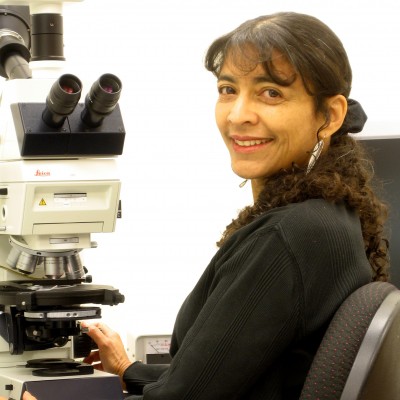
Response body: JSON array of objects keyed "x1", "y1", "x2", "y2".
[
  {"x1": 217, "y1": 74, "x2": 274, "y2": 84},
  {"x1": 217, "y1": 74, "x2": 236, "y2": 83}
]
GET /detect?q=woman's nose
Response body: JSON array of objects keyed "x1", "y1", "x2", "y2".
[{"x1": 227, "y1": 96, "x2": 258, "y2": 125}]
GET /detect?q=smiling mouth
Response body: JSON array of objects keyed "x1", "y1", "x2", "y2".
[{"x1": 234, "y1": 139, "x2": 271, "y2": 147}]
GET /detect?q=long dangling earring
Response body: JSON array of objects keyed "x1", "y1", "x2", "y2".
[{"x1": 306, "y1": 139, "x2": 324, "y2": 174}]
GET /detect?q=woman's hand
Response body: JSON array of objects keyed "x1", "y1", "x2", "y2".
[
  {"x1": 82, "y1": 321, "x2": 132, "y2": 381},
  {"x1": 23, "y1": 392, "x2": 37, "y2": 400}
]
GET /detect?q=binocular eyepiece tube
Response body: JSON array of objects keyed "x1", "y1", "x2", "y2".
[
  {"x1": 81, "y1": 73, "x2": 122, "y2": 127},
  {"x1": 41, "y1": 73, "x2": 122, "y2": 129},
  {"x1": 42, "y1": 73, "x2": 82, "y2": 128}
]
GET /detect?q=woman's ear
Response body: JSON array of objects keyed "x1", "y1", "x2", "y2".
[{"x1": 324, "y1": 94, "x2": 348, "y2": 138}]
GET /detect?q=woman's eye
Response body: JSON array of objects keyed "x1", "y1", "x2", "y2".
[
  {"x1": 218, "y1": 86, "x2": 235, "y2": 95},
  {"x1": 262, "y1": 88, "x2": 281, "y2": 98},
  {"x1": 259, "y1": 88, "x2": 283, "y2": 103}
]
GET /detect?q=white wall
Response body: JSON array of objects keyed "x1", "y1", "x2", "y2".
[{"x1": 59, "y1": 0, "x2": 400, "y2": 344}]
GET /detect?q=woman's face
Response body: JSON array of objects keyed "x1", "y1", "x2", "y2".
[{"x1": 215, "y1": 52, "x2": 326, "y2": 183}]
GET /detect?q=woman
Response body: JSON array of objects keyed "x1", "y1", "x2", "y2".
[{"x1": 10, "y1": 11, "x2": 389, "y2": 400}]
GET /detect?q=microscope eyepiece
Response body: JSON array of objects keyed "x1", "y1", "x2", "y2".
[
  {"x1": 42, "y1": 73, "x2": 82, "y2": 128},
  {"x1": 81, "y1": 73, "x2": 122, "y2": 127}
]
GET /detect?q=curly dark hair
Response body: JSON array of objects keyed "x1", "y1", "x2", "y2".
[
  {"x1": 205, "y1": 12, "x2": 389, "y2": 281},
  {"x1": 216, "y1": 135, "x2": 389, "y2": 281}
]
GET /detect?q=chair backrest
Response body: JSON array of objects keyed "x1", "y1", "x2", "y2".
[{"x1": 300, "y1": 281, "x2": 400, "y2": 400}]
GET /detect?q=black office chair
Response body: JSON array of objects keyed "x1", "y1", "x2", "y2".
[{"x1": 300, "y1": 281, "x2": 400, "y2": 400}]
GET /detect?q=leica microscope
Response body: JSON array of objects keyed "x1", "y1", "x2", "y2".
[{"x1": 0, "y1": 1, "x2": 126, "y2": 398}]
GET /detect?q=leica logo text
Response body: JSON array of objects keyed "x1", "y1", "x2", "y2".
[{"x1": 35, "y1": 170, "x2": 51, "y2": 177}]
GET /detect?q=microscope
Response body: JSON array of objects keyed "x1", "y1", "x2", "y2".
[{"x1": 0, "y1": 1, "x2": 126, "y2": 398}]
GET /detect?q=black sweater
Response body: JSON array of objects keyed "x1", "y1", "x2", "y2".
[{"x1": 124, "y1": 199, "x2": 372, "y2": 399}]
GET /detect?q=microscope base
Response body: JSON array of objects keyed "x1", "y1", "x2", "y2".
[{"x1": 0, "y1": 366, "x2": 124, "y2": 400}]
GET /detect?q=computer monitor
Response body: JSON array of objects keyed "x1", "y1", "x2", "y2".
[{"x1": 358, "y1": 136, "x2": 400, "y2": 287}]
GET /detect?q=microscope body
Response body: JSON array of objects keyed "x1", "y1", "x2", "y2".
[{"x1": 0, "y1": 1, "x2": 126, "y2": 398}]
